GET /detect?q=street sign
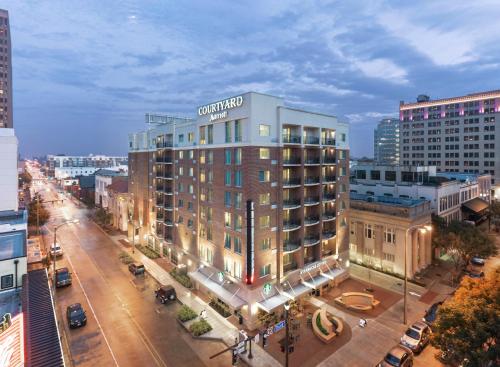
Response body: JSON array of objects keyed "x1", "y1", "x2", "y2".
[
  {"x1": 236, "y1": 342, "x2": 246, "y2": 354},
  {"x1": 274, "y1": 320, "x2": 286, "y2": 333}
]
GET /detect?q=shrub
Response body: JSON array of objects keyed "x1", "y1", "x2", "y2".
[
  {"x1": 177, "y1": 305, "x2": 197, "y2": 322},
  {"x1": 189, "y1": 319, "x2": 212, "y2": 336},
  {"x1": 170, "y1": 268, "x2": 193, "y2": 288},
  {"x1": 316, "y1": 314, "x2": 329, "y2": 336},
  {"x1": 136, "y1": 244, "x2": 160, "y2": 259},
  {"x1": 119, "y1": 251, "x2": 134, "y2": 265},
  {"x1": 209, "y1": 299, "x2": 231, "y2": 318}
]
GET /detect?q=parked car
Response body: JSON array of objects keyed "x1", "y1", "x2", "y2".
[
  {"x1": 470, "y1": 257, "x2": 485, "y2": 266},
  {"x1": 400, "y1": 321, "x2": 431, "y2": 354},
  {"x1": 465, "y1": 270, "x2": 485, "y2": 279},
  {"x1": 128, "y1": 263, "x2": 145, "y2": 276},
  {"x1": 377, "y1": 345, "x2": 414, "y2": 367},
  {"x1": 66, "y1": 303, "x2": 87, "y2": 328},
  {"x1": 155, "y1": 285, "x2": 177, "y2": 304},
  {"x1": 423, "y1": 301, "x2": 443, "y2": 327},
  {"x1": 50, "y1": 243, "x2": 63, "y2": 257},
  {"x1": 55, "y1": 267, "x2": 72, "y2": 288}
]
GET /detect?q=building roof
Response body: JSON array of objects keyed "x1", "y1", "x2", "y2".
[
  {"x1": 77, "y1": 174, "x2": 96, "y2": 189},
  {"x1": 400, "y1": 90, "x2": 500, "y2": 110},
  {"x1": 22, "y1": 269, "x2": 64, "y2": 367},
  {"x1": 0, "y1": 313, "x2": 24, "y2": 367},
  {"x1": 107, "y1": 177, "x2": 128, "y2": 193},
  {"x1": 462, "y1": 198, "x2": 489, "y2": 213},
  {"x1": 350, "y1": 192, "x2": 426, "y2": 207},
  {"x1": 0, "y1": 210, "x2": 27, "y2": 225},
  {"x1": 95, "y1": 168, "x2": 126, "y2": 177}
]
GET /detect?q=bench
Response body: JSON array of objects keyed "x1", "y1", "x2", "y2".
[
  {"x1": 312, "y1": 309, "x2": 343, "y2": 344},
  {"x1": 334, "y1": 292, "x2": 380, "y2": 311}
]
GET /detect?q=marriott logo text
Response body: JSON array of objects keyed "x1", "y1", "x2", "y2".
[{"x1": 198, "y1": 96, "x2": 243, "y2": 116}]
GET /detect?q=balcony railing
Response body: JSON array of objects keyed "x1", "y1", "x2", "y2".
[
  {"x1": 322, "y1": 212, "x2": 336, "y2": 221},
  {"x1": 304, "y1": 236, "x2": 320, "y2": 246},
  {"x1": 156, "y1": 214, "x2": 164, "y2": 221},
  {"x1": 156, "y1": 200, "x2": 164, "y2": 207},
  {"x1": 304, "y1": 216, "x2": 320, "y2": 226},
  {"x1": 283, "y1": 240, "x2": 301, "y2": 252},
  {"x1": 322, "y1": 194, "x2": 336, "y2": 201},
  {"x1": 283, "y1": 221, "x2": 301, "y2": 231},
  {"x1": 304, "y1": 176, "x2": 320, "y2": 185},
  {"x1": 283, "y1": 199, "x2": 301, "y2": 209},
  {"x1": 304, "y1": 197, "x2": 320, "y2": 206},
  {"x1": 304, "y1": 257, "x2": 316, "y2": 265},
  {"x1": 322, "y1": 157, "x2": 336, "y2": 164},
  {"x1": 304, "y1": 136, "x2": 320, "y2": 145},
  {"x1": 156, "y1": 142, "x2": 173, "y2": 148},
  {"x1": 283, "y1": 178, "x2": 301, "y2": 187},
  {"x1": 322, "y1": 138, "x2": 335, "y2": 146},
  {"x1": 283, "y1": 261, "x2": 298, "y2": 273},
  {"x1": 156, "y1": 185, "x2": 164, "y2": 191},
  {"x1": 283, "y1": 158, "x2": 301, "y2": 165},
  {"x1": 304, "y1": 158, "x2": 320, "y2": 165},
  {"x1": 164, "y1": 219, "x2": 173, "y2": 226},
  {"x1": 322, "y1": 231, "x2": 336, "y2": 240},
  {"x1": 155, "y1": 157, "x2": 173, "y2": 163},
  {"x1": 283, "y1": 135, "x2": 301, "y2": 144},
  {"x1": 323, "y1": 176, "x2": 336, "y2": 183},
  {"x1": 164, "y1": 205, "x2": 173, "y2": 210}
]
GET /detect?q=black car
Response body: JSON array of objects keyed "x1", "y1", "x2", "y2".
[
  {"x1": 128, "y1": 263, "x2": 145, "y2": 276},
  {"x1": 66, "y1": 303, "x2": 87, "y2": 329},
  {"x1": 155, "y1": 285, "x2": 177, "y2": 304},
  {"x1": 55, "y1": 267, "x2": 72, "y2": 288},
  {"x1": 423, "y1": 301, "x2": 443, "y2": 326}
]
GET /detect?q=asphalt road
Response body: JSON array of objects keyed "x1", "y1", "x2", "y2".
[{"x1": 32, "y1": 174, "x2": 232, "y2": 367}]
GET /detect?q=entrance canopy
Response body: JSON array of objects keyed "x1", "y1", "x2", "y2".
[
  {"x1": 462, "y1": 198, "x2": 489, "y2": 213},
  {"x1": 189, "y1": 269, "x2": 246, "y2": 309}
]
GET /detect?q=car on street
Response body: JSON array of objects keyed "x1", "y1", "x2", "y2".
[
  {"x1": 423, "y1": 301, "x2": 443, "y2": 327},
  {"x1": 55, "y1": 267, "x2": 72, "y2": 288},
  {"x1": 155, "y1": 285, "x2": 177, "y2": 304},
  {"x1": 377, "y1": 345, "x2": 413, "y2": 367},
  {"x1": 128, "y1": 262, "x2": 145, "y2": 276},
  {"x1": 400, "y1": 321, "x2": 431, "y2": 354},
  {"x1": 50, "y1": 243, "x2": 63, "y2": 257},
  {"x1": 66, "y1": 303, "x2": 87, "y2": 329}
]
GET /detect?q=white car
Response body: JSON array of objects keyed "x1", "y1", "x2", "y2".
[
  {"x1": 50, "y1": 243, "x2": 63, "y2": 257},
  {"x1": 400, "y1": 321, "x2": 431, "y2": 354}
]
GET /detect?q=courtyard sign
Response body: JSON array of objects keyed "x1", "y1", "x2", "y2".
[
  {"x1": 299, "y1": 260, "x2": 327, "y2": 275},
  {"x1": 198, "y1": 96, "x2": 244, "y2": 122}
]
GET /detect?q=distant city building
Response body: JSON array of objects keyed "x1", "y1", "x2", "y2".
[
  {"x1": 351, "y1": 163, "x2": 491, "y2": 224},
  {"x1": 47, "y1": 154, "x2": 128, "y2": 178},
  {"x1": 374, "y1": 118, "x2": 400, "y2": 164},
  {"x1": 129, "y1": 92, "x2": 350, "y2": 330},
  {"x1": 0, "y1": 9, "x2": 12, "y2": 129},
  {"x1": 349, "y1": 193, "x2": 432, "y2": 278},
  {"x1": 399, "y1": 90, "x2": 500, "y2": 184}
]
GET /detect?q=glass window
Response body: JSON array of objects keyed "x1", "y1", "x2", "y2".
[
  {"x1": 235, "y1": 215, "x2": 242, "y2": 232},
  {"x1": 234, "y1": 193, "x2": 242, "y2": 209},
  {"x1": 179, "y1": 151, "x2": 184, "y2": 159},
  {"x1": 225, "y1": 121, "x2": 232, "y2": 143},
  {"x1": 259, "y1": 264, "x2": 271, "y2": 277},
  {"x1": 208, "y1": 125, "x2": 213, "y2": 144},
  {"x1": 199, "y1": 127, "x2": 206, "y2": 145},
  {"x1": 234, "y1": 237, "x2": 242, "y2": 254},
  {"x1": 178, "y1": 166, "x2": 184, "y2": 176},
  {"x1": 259, "y1": 170, "x2": 270, "y2": 182},
  {"x1": 224, "y1": 233, "x2": 231, "y2": 249},
  {"x1": 1, "y1": 274, "x2": 13, "y2": 289},
  {"x1": 208, "y1": 151, "x2": 213, "y2": 164},
  {"x1": 259, "y1": 148, "x2": 270, "y2": 159},
  {"x1": 261, "y1": 238, "x2": 271, "y2": 251},
  {"x1": 225, "y1": 149, "x2": 231, "y2": 165},
  {"x1": 188, "y1": 184, "x2": 194, "y2": 194},
  {"x1": 188, "y1": 202, "x2": 193, "y2": 211},
  {"x1": 260, "y1": 215, "x2": 270, "y2": 229},
  {"x1": 235, "y1": 120, "x2": 242, "y2": 142},
  {"x1": 224, "y1": 212, "x2": 232, "y2": 228},
  {"x1": 200, "y1": 150, "x2": 206, "y2": 164},
  {"x1": 224, "y1": 191, "x2": 231, "y2": 207},
  {"x1": 178, "y1": 134, "x2": 184, "y2": 143},
  {"x1": 235, "y1": 171, "x2": 242, "y2": 187},
  {"x1": 235, "y1": 148, "x2": 242, "y2": 165},
  {"x1": 178, "y1": 199, "x2": 184, "y2": 207},
  {"x1": 259, "y1": 124, "x2": 270, "y2": 136},
  {"x1": 225, "y1": 171, "x2": 231, "y2": 186},
  {"x1": 178, "y1": 182, "x2": 184, "y2": 192},
  {"x1": 189, "y1": 150, "x2": 194, "y2": 159},
  {"x1": 189, "y1": 167, "x2": 194, "y2": 177},
  {"x1": 259, "y1": 193, "x2": 270, "y2": 205},
  {"x1": 188, "y1": 132, "x2": 194, "y2": 142},
  {"x1": 187, "y1": 219, "x2": 193, "y2": 228}
]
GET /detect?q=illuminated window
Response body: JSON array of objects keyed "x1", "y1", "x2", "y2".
[{"x1": 259, "y1": 148, "x2": 270, "y2": 159}]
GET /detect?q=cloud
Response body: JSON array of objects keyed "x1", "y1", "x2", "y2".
[{"x1": 354, "y1": 58, "x2": 408, "y2": 84}]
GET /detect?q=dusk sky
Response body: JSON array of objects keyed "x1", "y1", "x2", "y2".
[{"x1": 4, "y1": 0, "x2": 500, "y2": 158}]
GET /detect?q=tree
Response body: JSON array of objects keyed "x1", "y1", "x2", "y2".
[
  {"x1": 94, "y1": 208, "x2": 112, "y2": 226},
  {"x1": 431, "y1": 268, "x2": 500, "y2": 367},
  {"x1": 27, "y1": 194, "x2": 50, "y2": 227},
  {"x1": 19, "y1": 171, "x2": 32, "y2": 188}
]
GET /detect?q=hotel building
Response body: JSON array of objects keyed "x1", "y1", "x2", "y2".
[
  {"x1": 374, "y1": 118, "x2": 400, "y2": 164},
  {"x1": 399, "y1": 90, "x2": 500, "y2": 184},
  {"x1": 0, "y1": 9, "x2": 12, "y2": 129},
  {"x1": 129, "y1": 92, "x2": 350, "y2": 329}
]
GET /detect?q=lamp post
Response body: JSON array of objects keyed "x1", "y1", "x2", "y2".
[
  {"x1": 284, "y1": 302, "x2": 290, "y2": 367},
  {"x1": 53, "y1": 220, "x2": 79, "y2": 293},
  {"x1": 404, "y1": 224, "x2": 432, "y2": 324}
]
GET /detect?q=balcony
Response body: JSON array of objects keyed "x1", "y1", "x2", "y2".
[
  {"x1": 156, "y1": 214, "x2": 164, "y2": 221},
  {"x1": 322, "y1": 231, "x2": 336, "y2": 240},
  {"x1": 304, "y1": 197, "x2": 320, "y2": 206},
  {"x1": 304, "y1": 216, "x2": 320, "y2": 226},
  {"x1": 156, "y1": 228, "x2": 164, "y2": 237},
  {"x1": 156, "y1": 185, "x2": 164, "y2": 191},
  {"x1": 283, "y1": 178, "x2": 301, "y2": 188},
  {"x1": 156, "y1": 171, "x2": 173, "y2": 179},
  {"x1": 304, "y1": 158, "x2": 320, "y2": 165},
  {"x1": 283, "y1": 135, "x2": 301, "y2": 144},
  {"x1": 164, "y1": 187, "x2": 174, "y2": 195},
  {"x1": 164, "y1": 219, "x2": 174, "y2": 226},
  {"x1": 283, "y1": 158, "x2": 301, "y2": 166},
  {"x1": 283, "y1": 261, "x2": 298, "y2": 273},
  {"x1": 304, "y1": 176, "x2": 320, "y2": 186},
  {"x1": 322, "y1": 212, "x2": 336, "y2": 222},
  {"x1": 165, "y1": 235, "x2": 173, "y2": 244},
  {"x1": 283, "y1": 240, "x2": 301, "y2": 254},
  {"x1": 322, "y1": 157, "x2": 336, "y2": 165},
  {"x1": 322, "y1": 176, "x2": 336, "y2": 183},
  {"x1": 322, "y1": 248, "x2": 334, "y2": 257},
  {"x1": 304, "y1": 235, "x2": 320, "y2": 247},
  {"x1": 164, "y1": 205, "x2": 174, "y2": 211},
  {"x1": 155, "y1": 157, "x2": 173, "y2": 164},
  {"x1": 322, "y1": 194, "x2": 336, "y2": 202},
  {"x1": 304, "y1": 136, "x2": 320, "y2": 145},
  {"x1": 322, "y1": 138, "x2": 335, "y2": 146},
  {"x1": 283, "y1": 199, "x2": 301, "y2": 210},
  {"x1": 156, "y1": 200, "x2": 164, "y2": 208},
  {"x1": 304, "y1": 257, "x2": 316, "y2": 265},
  {"x1": 283, "y1": 221, "x2": 301, "y2": 232},
  {"x1": 156, "y1": 141, "x2": 173, "y2": 148}
]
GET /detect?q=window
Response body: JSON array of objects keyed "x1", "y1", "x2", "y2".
[
  {"x1": 200, "y1": 150, "x2": 206, "y2": 164},
  {"x1": 364, "y1": 224, "x2": 373, "y2": 239},
  {"x1": 234, "y1": 193, "x2": 242, "y2": 209},
  {"x1": 259, "y1": 170, "x2": 270, "y2": 182},
  {"x1": 259, "y1": 193, "x2": 270, "y2": 205},
  {"x1": 225, "y1": 171, "x2": 231, "y2": 186},
  {"x1": 259, "y1": 124, "x2": 270, "y2": 136},
  {"x1": 188, "y1": 202, "x2": 193, "y2": 211},
  {"x1": 261, "y1": 238, "x2": 271, "y2": 251},
  {"x1": 234, "y1": 261, "x2": 242, "y2": 279},
  {"x1": 178, "y1": 199, "x2": 184, "y2": 207},
  {"x1": 385, "y1": 171, "x2": 396, "y2": 181},
  {"x1": 224, "y1": 212, "x2": 232, "y2": 228},
  {"x1": 179, "y1": 150, "x2": 184, "y2": 159},
  {"x1": 188, "y1": 184, "x2": 194, "y2": 194},
  {"x1": 234, "y1": 237, "x2": 242, "y2": 254},
  {"x1": 200, "y1": 127, "x2": 206, "y2": 145},
  {"x1": 235, "y1": 215, "x2": 242, "y2": 232},
  {"x1": 189, "y1": 150, "x2": 194, "y2": 159},
  {"x1": 178, "y1": 216, "x2": 184, "y2": 224},
  {"x1": 189, "y1": 167, "x2": 194, "y2": 177},
  {"x1": 260, "y1": 215, "x2": 270, "y2": 229},
  {"x1": 224, "y1": 191, "x2": 231, "y2": 207},
  {"x1": 208, "y1": 125, "x2": 213, "y2": 144},
  {"x1": 384, "y1": 228, "x2": 396, "y2": 244},
  {"x1": 259, "y1": 264, "x2": 271, "y2": 277},
  {"x1": 178, "y1": 182, "x2": 184, "y2": 192},
  {"x1": 370, "y1": 170, "x2": 380, "y2": 180},
  {"x1": 188, "y1": 132, "x2": 194, "y2": 142},
  {"x1": 341, "y1": 133, "x2": 346, "y2": 142},
  {"x1": 225, "y1": 149, "x2": 231, "y2": 165},
  {"x1": 235, "y1": 171, "x2": 242, "y2": 187},
  {"x1": 200, "y1": 169, "x2": 206, "y2": 183},
  {"x1": 1, "y1": 274, "x2": 13, "y2": 289},
  {"x1": 187, "y1": 219, "x2": 193, "y2": 229},
  {"x1": 179, "y1": 134, "x2": 184, "y2": 143},
  {"x1": 383, "y1": 253, "x2": 395, "y2": 262},
  {"x1": 208, "y1": 151, "x2": 213, "y2": 164},
  {"x1": 178, "y1": 166, "x2": 184, "y2": 176},
  {"x1": 259, "y1": 148, "x2": 270, "y2": 159},
  {"x1": 225, "y1": 121, "x2": 232, "y2": 143},
  {"x1": 235, "y1": 120, "x2": 242, "y2": 142},
  {"x1": 235, "y1": 148, "x2": 242, "y2": 165},
  {"x1": 224, "y1": 233, "x2": 231, "y2": 249}
]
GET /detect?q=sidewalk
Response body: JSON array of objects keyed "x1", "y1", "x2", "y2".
[{"x1": 108, "y1": 233, "x2": 281, "y2": 367}]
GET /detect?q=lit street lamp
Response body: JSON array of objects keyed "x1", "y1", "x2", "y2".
[
  {"x1": 404, "y1": 224, "x2": 432, "y2": 324},
  {"x1": 53, "y1": 219, "x2": 79, "y2": 292},
  {"x1": 284, "y1": 302, "x2": 290, "y2": 367}
]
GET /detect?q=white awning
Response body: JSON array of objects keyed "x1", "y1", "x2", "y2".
[
  {"x1": 281, "y1": 282, "x2": 311, "y2": 300},
  {"x1": 189, "y1": 270, "x2": 246, "y2": 309},
  {"x1": 321, "y1": 267, "x2": 347, "y2": 280},
  {"x1": 257, "y1": 293, "x2": 290, "y2": 313},
  {"x1": 302, "y1": 274, "x2": 330, "y2": 289}
]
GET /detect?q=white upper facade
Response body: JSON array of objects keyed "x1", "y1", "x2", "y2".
[{"x1": 0, "y1": 128, "x2": 18, "y2": 211}]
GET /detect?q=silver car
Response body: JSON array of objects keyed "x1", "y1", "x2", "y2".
[
  {"x1": 377, "y1": 345, "x2": 413, "y2": 367},
  {"x1": 50, "y1": 243, "x2": 63, "y2": 257},
  {"x1": 400, "y1": 321, "x2": 431, "y2": 354}
]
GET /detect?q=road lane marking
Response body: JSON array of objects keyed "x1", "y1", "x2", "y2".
[{"x1": 64, "y1": 252, "x2": 120, "y2": 367}]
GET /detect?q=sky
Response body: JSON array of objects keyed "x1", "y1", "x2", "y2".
[{"x1": 3, "y1": 0, "x2": 500, "y2": 158}]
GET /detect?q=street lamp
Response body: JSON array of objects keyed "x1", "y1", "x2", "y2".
[
  {"x1": 53, "y1": 219, "x2": 79, "y2": 292},
  {"x1": 284, "y1": 302, "x2": 290, "y2": 367},
  {"x1": 403, "y1": 224, "x2": 432, "y2": 324}
]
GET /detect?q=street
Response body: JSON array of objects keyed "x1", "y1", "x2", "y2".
[{"x1": 35, "y1": 178, "x2": 232, "y2": 367}]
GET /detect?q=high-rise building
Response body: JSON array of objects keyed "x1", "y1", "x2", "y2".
[
  {"x1": 0, "y1": 9, "x2": 12, "y2": 129},
  {"x1": 399, "y1": 90, "x2": 500, "y2": 184},
  {"x1": 374, "y1": 118, "x2": 399, "y2": 164},
  {"x1": 129, "y1": 92, "x2": 350, "y2": 329}
]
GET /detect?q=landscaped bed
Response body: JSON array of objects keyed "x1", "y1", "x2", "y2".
[
  {"x1": 170, "y1": 268, "x2": 193, "y2": 288},
  {"x1": 209, "y1": 299, "x2": 231, "y2": 318},
  {"x1": 177, "y1": 305, "x2": 197, "y2": 322},
  {"x1": 189, "y1": 319, "x2": 213, "y2": 336},
  {"x1": 135, "y1": 244, "x2": 160, "y2": 259},
  {"x1": 119, "y1": 251, "x2": 134, "y2": 264}
]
